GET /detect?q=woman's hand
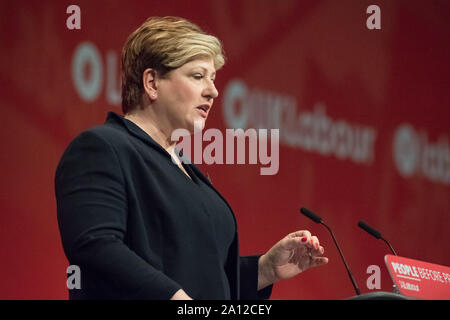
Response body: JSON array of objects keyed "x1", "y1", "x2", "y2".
[{"x1": 257, "y1": 230, "x2": 329, "y2": 290}]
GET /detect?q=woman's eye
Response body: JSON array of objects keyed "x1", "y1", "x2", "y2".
[{"x1": 193, "y1": 74, "x2": 203, "y2": 80}]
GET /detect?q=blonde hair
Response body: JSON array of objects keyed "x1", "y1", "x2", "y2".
[{"x1": 121, "y1": 16, "x2": 225, "y2": 114}]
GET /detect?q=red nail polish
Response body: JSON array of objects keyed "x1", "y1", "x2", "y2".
[{"x1": 301, "y1": 237, "x2": 307, "y2": 243}]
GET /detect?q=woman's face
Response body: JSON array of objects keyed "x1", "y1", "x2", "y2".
[{"x1": 155, "y1": 57, "x2": 218, "y2": 134}]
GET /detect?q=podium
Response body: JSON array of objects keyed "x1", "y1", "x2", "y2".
[
  {"x1": 384, "y1": 255, "x2": 450, "y2": 300},
  {"x1": 346, "y1": 255, "x2": 450, "y2": 300}
]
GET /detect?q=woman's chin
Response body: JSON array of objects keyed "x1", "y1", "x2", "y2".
[{"x1": 170, "y1": 119, "x2": 205, "y2": 137}]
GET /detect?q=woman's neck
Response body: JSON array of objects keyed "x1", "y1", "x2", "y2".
[{"x1": 124, "y1": 111, "x2": 179, "y2": 161}]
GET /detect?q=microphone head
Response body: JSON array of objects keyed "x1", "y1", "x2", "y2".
[
  {"x1": 300, "y1": 207, "x2": 322, "y2": 224},
  {"x1": 358, "y1": 221, "x2": 382, "y2": 239}
]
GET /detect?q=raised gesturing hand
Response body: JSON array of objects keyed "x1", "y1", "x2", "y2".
[{"x1": 258, "y1": 230, "x2": 329, "y2": 290}]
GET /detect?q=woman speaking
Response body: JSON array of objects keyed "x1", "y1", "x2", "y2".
[{"x1": 55, "y1": 16, "x2": 328, "y2": 300}]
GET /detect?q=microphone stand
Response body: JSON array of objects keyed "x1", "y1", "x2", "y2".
[
  {"x1": 320, "y1": 221, "x2": 361, "y2": 296},
  {"x1": 300, "y1": 208, "x2": 360, "y2": 296}
]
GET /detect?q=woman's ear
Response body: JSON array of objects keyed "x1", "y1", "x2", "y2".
[{"x1": 142, "y1": 68, "x2": 157, "y2": 100}]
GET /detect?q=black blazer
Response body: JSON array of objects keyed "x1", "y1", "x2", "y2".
[{"x1": 55, "y1": 112, "x2": 272, "y2": 300}]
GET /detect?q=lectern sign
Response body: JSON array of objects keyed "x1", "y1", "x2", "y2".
[{"x1": 385, "y1": 255, "x2": 450, "y2": 300}]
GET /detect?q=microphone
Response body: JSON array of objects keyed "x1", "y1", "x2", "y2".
[
  {"x1": 358, "y1": 221, "x2": 397, "y2": 256},
  {"x1": 300, "y1": 207, "x2": 360, "y2": 296}
]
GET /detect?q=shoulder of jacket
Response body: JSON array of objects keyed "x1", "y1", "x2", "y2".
[{"x1": 75, "y1": 123, "x2": 129, "y2": 146}]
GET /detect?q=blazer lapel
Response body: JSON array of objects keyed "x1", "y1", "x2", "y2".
[{"x1": 105, "y1": 112, "x2": 173, "y2": 160}]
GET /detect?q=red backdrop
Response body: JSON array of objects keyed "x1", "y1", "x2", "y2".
[{"x1": 0, "y1": 0, "x2": 448, "y2": 299}]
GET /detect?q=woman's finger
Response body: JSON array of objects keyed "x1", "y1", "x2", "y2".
[
  {"x1": 281, "y1": 233, "x2": 308, "y2": 250},
  {"x1": 311, "y1": 256, "x2": 329, "y2": 267},
  {"x1": 289, "y1": 230, "x2": 312, "y2": 240},
  {"x1": 310, "y1": 235, "x2": 320, "y2": 250}
]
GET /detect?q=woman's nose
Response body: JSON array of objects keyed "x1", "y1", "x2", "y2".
[{"x1": 203, "y1": 81, "x2": 219, "y2": 99}]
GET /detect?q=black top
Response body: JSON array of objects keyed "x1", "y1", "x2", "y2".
[
  {"x1": 55, "y1": 112, "x2": 272, "y2": 300},
  {"x1": 174, "y1": 158, "x2": 236, "y2": 298}
]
